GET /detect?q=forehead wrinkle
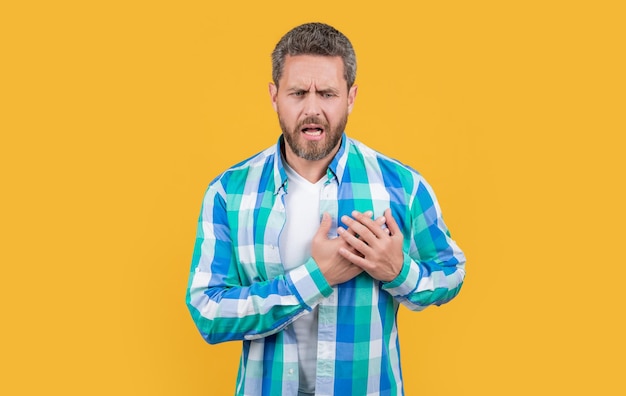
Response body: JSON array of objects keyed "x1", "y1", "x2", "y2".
[
  {"x1": 279, "y1": 56, "x2": 347, "y2": 93},
  {"x1": 290, "y1": 72, "x2": 335, "y2": 90},
  {"x1": 292, "y1": 80, "x2": 340, "y2": 93}
]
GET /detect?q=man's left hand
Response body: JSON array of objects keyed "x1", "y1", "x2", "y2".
[{"x1": 337, "y1": 209, "x2": 404, "y2": 282}]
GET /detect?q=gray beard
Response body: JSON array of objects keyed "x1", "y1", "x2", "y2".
[{"x1": 280, "y1": 115, "x2": 348, "y2": 161}]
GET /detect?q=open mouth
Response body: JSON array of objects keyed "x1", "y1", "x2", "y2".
[{"x1": 301, "y1": 124, "x2": 324, "y2": 137}]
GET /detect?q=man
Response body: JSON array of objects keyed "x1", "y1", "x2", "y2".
[{"x1": 186, "y1": 22, "x2": 466, "y2": 396}]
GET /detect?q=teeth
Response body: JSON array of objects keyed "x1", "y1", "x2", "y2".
[{"x1": 302, "y1": 127, "x2": 323, "y2": 136}]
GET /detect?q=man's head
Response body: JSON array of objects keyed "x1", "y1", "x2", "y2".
[
  {"x1": 270, "y1": 23, "x2": 358, "y2": 166},
  {"x1": 271, "y1": 22, "x2": 356, "y2": 90}
]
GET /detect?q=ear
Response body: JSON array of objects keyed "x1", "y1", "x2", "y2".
[
  {"x1": 347, "y1": 84, "x2": 358, "y2": 114},
  {"x1": 269, "y1": 82, "x2": 278, "y2": 112}
]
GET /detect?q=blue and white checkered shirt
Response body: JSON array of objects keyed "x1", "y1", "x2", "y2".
[{"x1": 186, "y1": 134, "x2": 466, "y2": 395}]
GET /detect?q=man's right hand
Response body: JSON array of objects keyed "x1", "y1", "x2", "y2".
[{"x1": 311, "y1": 212, "x2": 363, "y2": 286}]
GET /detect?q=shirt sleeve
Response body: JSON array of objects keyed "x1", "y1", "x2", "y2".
[
  {"x1": 185, "y1": 183, "x2": 333, "y2": 344},
  {"x1": 382, "y1": 177, "x2": 466, "y2": 310}
]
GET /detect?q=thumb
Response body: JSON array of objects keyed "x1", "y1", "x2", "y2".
[
  {"x1": 315, "y1": 212, "x2": 332, "y2": 240},
  {"x1": 384, "y1": 208, "x2": 402, "y2": 236}
]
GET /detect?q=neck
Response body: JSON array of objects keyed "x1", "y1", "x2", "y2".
[
  {"x1": 283, "y1": 151, "x2": 329, "y2": 183},
  {"x1": 282, "y1": 143, "x2": 339, "y2": 184}
]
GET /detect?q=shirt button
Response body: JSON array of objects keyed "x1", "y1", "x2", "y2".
[{"x1": 288, "y1": 369, "x2": 294, "y2": 375}]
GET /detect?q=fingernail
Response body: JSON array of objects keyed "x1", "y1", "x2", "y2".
[
  {"x1": 364, "y1": 210, "x2": 373, "y2": 217},
  {"x1": 337, "y1": 227, "x2": 344, "y2": 234}
]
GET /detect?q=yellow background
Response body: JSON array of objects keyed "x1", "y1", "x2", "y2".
[{"x1": 2, "y1": 1, "x2": 624, "y2": 394}]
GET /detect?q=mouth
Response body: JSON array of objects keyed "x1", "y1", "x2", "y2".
[{"x1": 301, "y1": 124, "x2": 325, "y2": 138}]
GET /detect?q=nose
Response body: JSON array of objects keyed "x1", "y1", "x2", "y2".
[{"x1": 303, "y1": 93, "x2": 321, "y2": 116}]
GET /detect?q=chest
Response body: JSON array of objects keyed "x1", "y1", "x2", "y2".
[{"x1": 226, "y1": 173, "x2": 401, "y2": 283}]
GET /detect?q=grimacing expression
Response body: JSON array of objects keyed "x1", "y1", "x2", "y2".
[
  {"x1": 279, "y1": 113, "x2": 346, "y2": 161},
  {"x1": 270, "y1": 55, "x2": 357, "y2": 162}
]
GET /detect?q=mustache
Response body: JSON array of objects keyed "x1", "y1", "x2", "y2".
[{"x1": 297, "y1": 116, "x2": 328, "y2": 129}]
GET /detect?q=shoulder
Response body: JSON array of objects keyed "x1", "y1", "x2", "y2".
[
  {"x1": 206, "y1": 144, "x2": 279, "y2": 195},
  {"x1": 346, "y1": 137, "x2": 442, "y2": 212},
  {"x1": 346, "y1": 137, "x2": 425, "y2": 190}
]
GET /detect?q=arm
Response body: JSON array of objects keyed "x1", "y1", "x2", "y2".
[
  {"x1": 185, "y1": 184, "x2": 333, "y2": 344},
  {"x1": 338, "y1": 180, "x2": 466, "y2": 310}
]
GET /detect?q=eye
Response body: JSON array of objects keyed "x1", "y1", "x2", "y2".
[
  {"x1": 321, "y1": 92, "x2": 336, "y2": 98},
  {"x1": 292, "y1": 91, "x2": 306, "y2": 97}
]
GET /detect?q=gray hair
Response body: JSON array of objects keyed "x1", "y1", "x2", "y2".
[{"x1": 271, "y1": 22, "x2": 357, "y2": 89}]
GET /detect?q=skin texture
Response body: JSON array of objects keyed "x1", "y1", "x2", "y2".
[{"x1": 269, "y1": 55, "x2": 403, "y2": 285}]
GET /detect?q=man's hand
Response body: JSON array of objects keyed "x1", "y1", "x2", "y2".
[
  {"x1": 337, "y1": 209, "x2": 404, "y2": 282},
  {"x1": 311, "y1": 213, "x2": 363, "y2": 286}
]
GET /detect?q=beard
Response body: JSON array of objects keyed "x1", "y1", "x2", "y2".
[{"x1": 279, "y1": 114, "x2": 348, "y2": 161}]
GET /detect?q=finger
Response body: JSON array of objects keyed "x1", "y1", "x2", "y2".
[
  {"x1": 315, "y1": 212, "x2": 332, "y2": 240},
  {"x1": 375, "y1": 215, "x2": 390, "y2": 234},
  {"x1": 384, "y1": 208, "x2": 402, "y2": 236},
  {"x1": 352, "y1": 210, "x2": 373, "y2": 219},
  {"x1": 341, "y1": 214, "x2": 371, "y2": 242},
  {"x1": 338, "y1": 247, "x2": 369, "y2": 269},
  {"x1": 338, "y1": 211, "x2": 370, "y2": 237},
  {"x1": 337, "y1": 225, "x2": 358, "y2": 238},
  {"x1": 337, "y1": 227, "x2": 372, "y2": 255},
  {"x1": 351, "y1": 210, "x2": 389, "y2": 239}
]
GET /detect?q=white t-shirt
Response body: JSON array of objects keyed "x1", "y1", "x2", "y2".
[{"x1": 279, "y1": 163, "x2": 324, "y2": 395}]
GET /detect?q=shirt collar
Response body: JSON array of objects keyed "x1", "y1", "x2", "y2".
[{"x1": 273, "y1": 133, "x2": 350, "y2": 195}]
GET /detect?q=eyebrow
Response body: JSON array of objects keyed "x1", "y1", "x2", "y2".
[{"x1": 286, "y1": 86, "x2": 340, "y2": 94}]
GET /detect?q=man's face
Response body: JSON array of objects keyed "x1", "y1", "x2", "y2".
[{"x1": 270, "y1": 55, "x2": 357, "y2": 162}]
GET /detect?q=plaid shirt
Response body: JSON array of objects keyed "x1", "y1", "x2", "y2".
[{"x1": 186, "y1": 134, "x2": 466, "y2": 395}]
